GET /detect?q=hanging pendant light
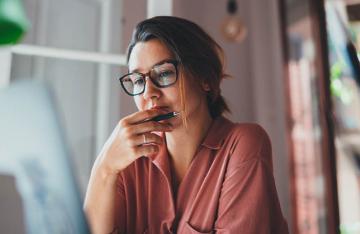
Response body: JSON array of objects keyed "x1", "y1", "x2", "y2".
[
  {"x1": 0, "y1": 0, "x2": 29, "y2": 45},
  {"x1": 221, "y1": 0, "x2": 247, "y2": 43}
]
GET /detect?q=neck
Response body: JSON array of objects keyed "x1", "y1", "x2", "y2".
[{"x1": 165, "y1": 110, "x2": 213, "y2": 178}]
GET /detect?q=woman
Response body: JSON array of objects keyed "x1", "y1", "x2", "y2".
[{"x1": 84, "y1": 16, "x2": 289, "y2": 234}]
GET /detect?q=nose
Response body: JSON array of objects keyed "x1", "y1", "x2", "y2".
[{"x1": 143, "y1": 76, "x2": 161, "y2": 101}]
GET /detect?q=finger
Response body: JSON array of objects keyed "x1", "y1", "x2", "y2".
[
  {"x1": 123, "y1": 109, "x2": 168, "y2": 125},
  {"x1": 130, "y1": 121, "x2": 173, "y2": 135},
  {"x1": 134, "y1": 133, "x2": 163, "y2": 146},
  {"x1": 134, "y1": 144, "x2": 159, "y2": 157}
]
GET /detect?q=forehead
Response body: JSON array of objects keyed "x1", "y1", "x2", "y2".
[{"x1": 128, "y1": 39, "x2": 174, "y2": 72}]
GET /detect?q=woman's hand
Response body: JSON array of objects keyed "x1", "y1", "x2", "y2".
[
  {"x1": 96, "y1": 108, "x2": 173, "y2": 176},
  {"x1": 84, "y1": 109, "x2": 173, "y2": 234}
]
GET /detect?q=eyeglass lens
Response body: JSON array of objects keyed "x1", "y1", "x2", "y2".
[{"x1": 121, "y1": 62, "x2": 177, "y2": 95}]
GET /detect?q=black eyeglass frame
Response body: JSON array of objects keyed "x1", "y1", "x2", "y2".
[{"x1": 119, "y1": 59, "x2": 179, "y2": 96}]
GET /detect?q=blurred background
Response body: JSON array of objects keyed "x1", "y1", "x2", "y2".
[{"x1": 1, "y1": 0, "x2": 360, "y2": 233}]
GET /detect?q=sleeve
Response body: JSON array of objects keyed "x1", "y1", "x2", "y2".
[
  {"x1": 214, "y1": 124, "x2": 289, "y2": 234},
  {"x1": 114, "y1": 173, "x2": 127, "y2": 234}
]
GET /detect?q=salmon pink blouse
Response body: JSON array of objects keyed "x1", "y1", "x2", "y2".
[{"x1": 115, "y1": 116, "x2": 289, "y2": 234}]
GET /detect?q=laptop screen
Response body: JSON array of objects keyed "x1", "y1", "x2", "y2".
[{"x1": 0, "y1": 80, "x2": 90, "y2": 234}]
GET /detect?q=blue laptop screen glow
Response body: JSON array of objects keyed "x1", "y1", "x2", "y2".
[{"x1": 0, "y1": 81, "x2": 90, "y2": 234}]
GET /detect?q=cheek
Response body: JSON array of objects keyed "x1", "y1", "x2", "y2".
[
  {"x1": 167, "y1": 88, "x2": 182, "y2": 108},
  {"x1": 167, "y1": 87, "x2": 180, "y2": 100},
  {"x1": 185, "y1": 86, "x2": 207, "y2": 108}
]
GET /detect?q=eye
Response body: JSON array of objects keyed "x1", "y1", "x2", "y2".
[
  {"x1": 158, "y1": 70, "x2": 175, "y2": 78},
  {"x1": 122, "y1": 77, "x2": 131, "y2": 83},
  {"x1": 134, "y1": 78, "x2": 145, "y2": 85}
]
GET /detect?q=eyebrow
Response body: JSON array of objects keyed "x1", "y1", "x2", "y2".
[{"x1": 129, "y1": 58, "x2": 175, "y2": 73}]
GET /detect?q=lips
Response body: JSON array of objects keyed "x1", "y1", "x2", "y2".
[{"x1": 150, "y1": 106, "x2": 171, "y2": 112}]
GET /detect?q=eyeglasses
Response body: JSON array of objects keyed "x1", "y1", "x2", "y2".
[{"x1": 119, "y1": 59, "x2": 179, "y2": 96}]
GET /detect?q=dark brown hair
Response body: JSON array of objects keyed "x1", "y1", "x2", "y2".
[{"x1": 127, "y1": 16, "x2": 230, "y2": 119}]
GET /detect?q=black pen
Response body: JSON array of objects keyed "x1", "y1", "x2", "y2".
[{"x1": 143, "y1": 111, "x2": 180, "y2": 123}]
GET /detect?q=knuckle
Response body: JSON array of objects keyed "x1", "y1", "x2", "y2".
[
  {"x1": 145, "y1": 121, "x2": 154, "y2": 129},
  {"x1": 151, "y1": 121, "x2": 157, "y2": 128},
  {"x1": 119, "y1": 119, "x2": 127, "y2": 127},
  {"x1": 150, "y1": 121, "x2": 156, "y2": 128},
  {"x1": 145, "y1": 110, "x2": 153, "y2": 119}
]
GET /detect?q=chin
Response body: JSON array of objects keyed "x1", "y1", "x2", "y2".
[{"x1": 168, "y1": 116, "x2": 183, "y2": 128}]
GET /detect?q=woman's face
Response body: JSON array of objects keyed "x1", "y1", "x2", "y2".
[{"x1": 128, "y1": 39, "x2": 209, "y2": 127}]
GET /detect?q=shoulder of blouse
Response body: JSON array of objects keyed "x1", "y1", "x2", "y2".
[{"x1": 224, "y1": 122, "x2": 273, "y2": 170}]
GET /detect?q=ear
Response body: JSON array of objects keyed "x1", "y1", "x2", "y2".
[{"x1": 202, "y1": 82, "x2": 211, "y2": 92}]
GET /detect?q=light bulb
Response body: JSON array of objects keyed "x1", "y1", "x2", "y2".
[{"x1": 221, "y1": 15, "x2": 247, "y2": 43}]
